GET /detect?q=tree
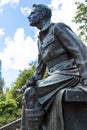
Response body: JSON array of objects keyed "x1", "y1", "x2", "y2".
[
  {"x1": 73, "y1": 0, "x2": 87, "y2": 42},
  {"x1": 0, "y1": 78, "x2": 4, "y2": 94},
  {"x1": 0, "y1": 64, "x2": 36, "y2": 126},
  {"x1": 0, "y1": 99, "x2": 18, "y2": 126}
]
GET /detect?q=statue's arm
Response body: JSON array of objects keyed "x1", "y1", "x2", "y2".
[
  {"x1": 16, "y1": 55, "x2": 46, "y2": 93},
  {"x1": 26, "y1": 53, "x2": 46, "y2": 87},
  {"x1": 33, "y1": 54, "x2": 46, "y2": 80},
  {"x1": 54, "y1": 23, "x2": 87, "y2": 86}
]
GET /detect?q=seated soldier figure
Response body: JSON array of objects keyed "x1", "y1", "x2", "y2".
[{"x1": 19, "y1": 4, "x2": 87, "y2": 130}]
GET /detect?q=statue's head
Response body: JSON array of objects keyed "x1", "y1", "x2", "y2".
[
  {"x1": 27, "y1": 4, "x2": 52, "y2": 27},
  {"x1": 32, "y1": 4, "x2": 52, "y2": 20}
]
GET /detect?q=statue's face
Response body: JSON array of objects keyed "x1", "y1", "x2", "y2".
[{"x1": 28, "y1": 7, "x2": 41, "y2": 27}]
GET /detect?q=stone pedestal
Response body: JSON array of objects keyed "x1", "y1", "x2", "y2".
[{"x1": 63, "y1": 88, "x2": 87, "y2": 130}]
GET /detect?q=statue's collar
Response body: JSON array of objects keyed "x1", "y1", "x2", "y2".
[{"x1": 41, "y1": 21, "x2": 52, "y2": 32}]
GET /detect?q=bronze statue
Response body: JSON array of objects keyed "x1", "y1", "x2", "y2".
[{"x1": 19, "y1": 4, "x2": 87, "y2": 130}]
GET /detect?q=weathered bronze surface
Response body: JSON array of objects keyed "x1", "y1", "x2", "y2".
[{"x1": 19, "y1": 4, "x2": 87, "y2": 130}]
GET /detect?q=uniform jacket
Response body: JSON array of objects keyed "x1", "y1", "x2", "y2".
[{"x1": 33, "y1": 21, "x2": 87, "y2": 83}]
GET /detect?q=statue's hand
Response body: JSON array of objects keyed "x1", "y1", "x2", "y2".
[
  {"x1": 15, "y1": 89, "x2": 23, "y2": 94},
  {"x1": 15, "y1": 85, "x2": 27, "y2": 94},
  {"x1": 15, "y1": 76, "x2": 36, "y2": 94}
]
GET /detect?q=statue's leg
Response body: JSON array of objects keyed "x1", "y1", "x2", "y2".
[
  {"x1": 21, "y1": 107, "x2": 28, "y2": 130},
  {"x1": 21, "y1": 87, "x2": 45, "y2": 130},
  {"x1": 21, "y1": 96, "x2": 28, "y2": 130}
]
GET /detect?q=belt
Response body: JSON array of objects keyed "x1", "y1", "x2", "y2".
[{"x1": 46, "y1": 54, "x2": 70, "y2": 69}]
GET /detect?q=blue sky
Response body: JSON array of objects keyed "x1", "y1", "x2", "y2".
[{"x1": 0, "y1": 0, "x2": 83, "y2": 88}]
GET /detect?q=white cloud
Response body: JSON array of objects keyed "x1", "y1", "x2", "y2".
[
  {"x1": 20, "y1": 7, "x2": 31, "y2": 16},
  {"x1": 0, "y1": 28, "x2": 5, "y2": 37},
  {"x1": 49, "y1": 0, "x2": 63, "y2": 10},
  {"x1": 50, "y1": 0, "x2": 79, "y2": 34},
  {"x1": 0, "y1": 28, "x2": 38, "y2": 71},
  {"x1": 0, "y1": 0, "x2": 20, "y2": 8}
]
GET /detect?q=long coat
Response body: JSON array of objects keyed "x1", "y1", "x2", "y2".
[{"x1": 31, "y1": 21, "x2": 87, "y2": 106}]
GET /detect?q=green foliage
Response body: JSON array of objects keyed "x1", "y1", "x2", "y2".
[
  {"x1": 0, "y1": 93, "x2": 6, "y2": 101},
  {"x1": 0, "y1": 64, "x2": 36, "y2": 126},
  {"x1": 0, "y1": 99, "x2": 17, "y2": 114},
  {"x1": 5, "y1": 88, "x2": 13, "y2": 100},
  {"x1": 0, "y1": 92, "x2": 22, "y2": 127},
  {"x1": 0, "y1": 99, "x2": 20, "y2": 126},
  {"x1": 73, "y1": 0, "x2": 87, "y2": 42}
]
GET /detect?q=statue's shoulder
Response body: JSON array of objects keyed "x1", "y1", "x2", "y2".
[
  {"x1": 54, "y1": 22, "x2": 70, "y2": 29},
  {"x1": 55, "y1": 22, "x2": 67, "y2": 27},
  {"x1": 53, "y1": 22, "x2": 72, "y2": 33},
  {"x1": 49, "y1": 22, "x2": 65, "y2": 33}
]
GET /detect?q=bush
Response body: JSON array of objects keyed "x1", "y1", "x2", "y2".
[{"x1": 0, "y1": 99, "x2": 21, "y2": 127}]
